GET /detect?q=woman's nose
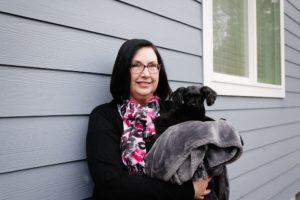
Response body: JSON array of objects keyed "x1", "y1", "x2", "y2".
[{"x1": 141, "y1": 67, "x2": 150, "y2": 76}]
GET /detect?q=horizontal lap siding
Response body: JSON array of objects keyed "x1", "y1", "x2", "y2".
[
  {"x1": 0, "y1": 116, "x2": 89, "y2": 174},
  {"x1": 0, "y1": 161, "x2": 93, "y2": 200},
  {"x1": 208, "y1": 107, "x2": 300, "y2": 132},
  {"x1": 0, "y1": 13, "x2": 122, "y2": 75},
  {"x1": 0, "y1": 65, "x2": 111, "y2": 117},
  {"x1": 230, "y1": 132, "x2": 300, "y2": 179},
  {"x1": 230, "y1": 151, "x2": 300, "y2": 200},
  {"x1": 0, "y1": 0, "x2": 203, "y2": 199},
  {"x1": 0, "y1": 13, "x2": 202, "y2": 82},
  {"x1": 0, "y1": 0, "x2": 202, "y2": 55},
  {"x1": 272, "y1": 178, "x2": 300, "y2": 200},
  {"x1": 118, "y1": 0, "x2": 202, "y2": 28}
]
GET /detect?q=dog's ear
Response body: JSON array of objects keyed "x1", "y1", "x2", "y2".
[
  {"x1": 171, "y1": 87, "x2": 186, "y2": 105},
  {"x1": 200, "y1": 86, "x2": 217, "y2": 106}
]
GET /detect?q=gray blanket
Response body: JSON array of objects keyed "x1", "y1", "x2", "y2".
[{"x1": 144, "y1": 120, "x2": 243, "y2": 185}]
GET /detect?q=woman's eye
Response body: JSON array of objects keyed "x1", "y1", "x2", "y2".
[
  {"x1": 148, "y1": 64, "x2": 156, "y2": 68},
  {"x1": 132, "y1": 64, "x2": 141, "y2": 67}
]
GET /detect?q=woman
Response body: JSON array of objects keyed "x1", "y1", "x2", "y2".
[{"x1": 86, "y1": 39, "x2": 211, "y2": 200}]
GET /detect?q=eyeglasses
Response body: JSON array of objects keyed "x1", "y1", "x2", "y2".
[{"x1": 130, "y1": 62, "x2": 161, "y2": 74}]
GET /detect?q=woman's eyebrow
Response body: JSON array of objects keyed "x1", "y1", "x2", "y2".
[
  {"x1": 131, "y1": 60, "x2": 142, "y2": 63},
  {"x1": 132, "y1": 60, "x2": 158, "y2": 64}
]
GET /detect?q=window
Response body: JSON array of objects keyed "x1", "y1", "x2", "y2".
[{"x1": 203, "y1": 0, "x2": 285, "y2": 98}]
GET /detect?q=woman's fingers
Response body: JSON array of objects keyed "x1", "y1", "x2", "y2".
[{"x1": 193, "y1": 178, "x2": 213, "y2": 199}]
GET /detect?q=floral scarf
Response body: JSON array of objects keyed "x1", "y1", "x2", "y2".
[{"x1": 118, "y1": 96, "x2": 160, "y2": 175}]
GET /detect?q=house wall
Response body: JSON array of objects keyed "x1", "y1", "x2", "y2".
[{"x1": 0, "y1": 0, "x2": 299, "y2": 199}]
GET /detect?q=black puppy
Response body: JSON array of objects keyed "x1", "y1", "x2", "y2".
[
  {"x1": 146, "y1": 86, "x2": 229, "y2": 200},
  {"x1": 146, "y1": 85, "x2": 217, "y2": 151}
]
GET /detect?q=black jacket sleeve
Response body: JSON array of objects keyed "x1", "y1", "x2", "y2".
[{"x1": 86, "y1": 101, "x2": 194, "y2": 200}]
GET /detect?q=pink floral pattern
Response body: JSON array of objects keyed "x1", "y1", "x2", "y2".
[{"x1": 118, "y1": 96, "x2": 160, "y2": 175}]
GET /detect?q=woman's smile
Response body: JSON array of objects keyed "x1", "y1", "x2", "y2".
[{"x1": 136, "y1": 81, "x2": 152, "y2": 87}]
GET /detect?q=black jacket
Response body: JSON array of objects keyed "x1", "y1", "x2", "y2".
[{"x1": 86, "y1": 100, "x2": 195, "y2": 200}]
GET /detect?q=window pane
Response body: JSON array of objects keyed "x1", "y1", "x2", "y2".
[
  {"x1": 257, "y1": 0, "x2": 281, "y2": 85},
  {"x1": 213, "y1": 0, "x2": 248, "y2": 77}
]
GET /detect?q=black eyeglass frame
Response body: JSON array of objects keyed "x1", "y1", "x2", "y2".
[{"x1": 130, "y1": 62, "x2": 161, "y2": 74}]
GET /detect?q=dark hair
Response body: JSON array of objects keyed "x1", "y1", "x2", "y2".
[{"x1": 110, "y1": 39, "x2": 172, "y2": 103}]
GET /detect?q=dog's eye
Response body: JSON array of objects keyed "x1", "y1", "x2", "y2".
[{"x1": 186, "y1": 94, "x2": 194, "y2": 99}]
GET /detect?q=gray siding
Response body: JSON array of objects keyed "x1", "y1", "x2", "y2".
[{"x1": 0, "y1": 0, "x2": 299, "y2": 200}]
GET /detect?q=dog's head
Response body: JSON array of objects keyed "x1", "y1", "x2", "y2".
[{"x1": 171, "y1": 86, "x2": 217, "y2": 110}]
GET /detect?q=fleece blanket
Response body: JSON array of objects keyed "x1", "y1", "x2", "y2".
[{"x1": 144, "y1": 120, "x2": 243, "y2": 185}]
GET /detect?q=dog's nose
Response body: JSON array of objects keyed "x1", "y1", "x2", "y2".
[{"x1": 187, "y1": 101, "x2": 197, "y2": 107}]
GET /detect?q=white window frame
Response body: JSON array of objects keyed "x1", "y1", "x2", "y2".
[{"x1": 203, "y1": 0, "x2": 285, "y2": 98}]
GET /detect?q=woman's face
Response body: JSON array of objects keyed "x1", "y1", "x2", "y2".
[{"x1": 129, "y1": 47, "x2": 159, "y2": 104}]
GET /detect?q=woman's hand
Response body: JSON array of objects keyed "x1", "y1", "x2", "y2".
[{"x1": 192, "y1": 177, "x2": 212, "y2": 199}]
